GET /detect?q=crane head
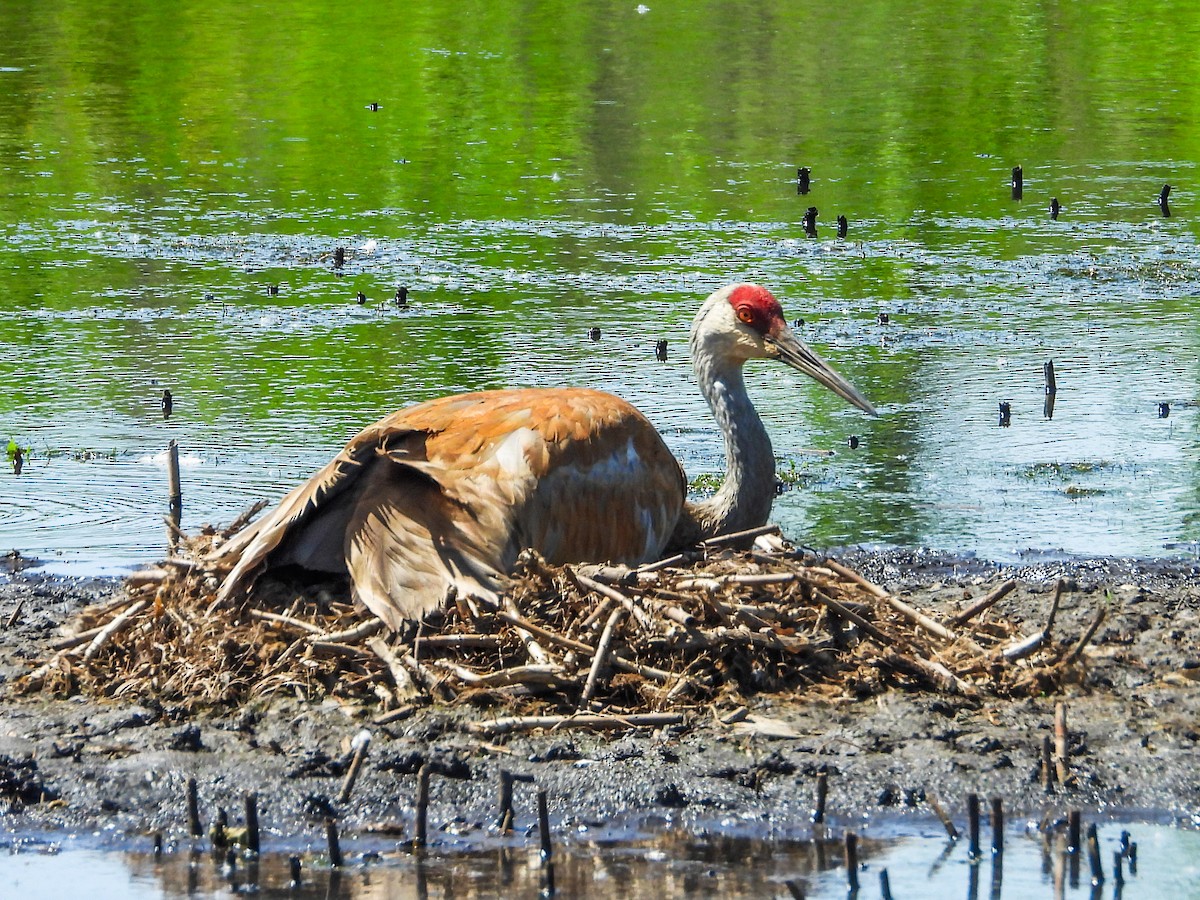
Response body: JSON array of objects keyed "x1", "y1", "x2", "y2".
[{"x1": 694, "y1": 283, "x2": 877, "y2": 415}]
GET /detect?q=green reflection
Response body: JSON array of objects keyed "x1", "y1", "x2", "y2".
[{"x1": 2, "y1": 0, "x2": 1200, "y2": 562}]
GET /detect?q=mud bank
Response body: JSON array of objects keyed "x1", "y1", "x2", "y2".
[{"x1": 1, "y1": 549, "x2": 1198, "y2": 850}]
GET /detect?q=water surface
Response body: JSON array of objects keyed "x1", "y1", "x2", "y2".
[{"x1": 3, "y1": 1, "x2": 1200, "y2": 572}]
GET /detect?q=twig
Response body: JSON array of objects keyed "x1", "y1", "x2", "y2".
[
  {"x1": 317, "y1": 619, "x2": 385, "y2": 643},
  {"x1": 882, "y1": 649, "x2": 979, "y2": 697},
  {"x1": 249, "y1": 610, "x2": 325, "y2": 635},
  {"x1": 574, "y1": 572, "x2": 654, "y2": 630},
  {"x1": 504, "y1": 596, "x2": 550, "y2": 664},
  {"x1": 699, "y1": 524, "x2": 781, "y2": 548},
  {"x1": 825, "y1": 558, "x2": 980, "y2": 651},
  {"x1": 308, "y1": 641, "x2": 371, "y2": 659},
  {"x1": 83, "y1": 600, "x2": 150, "y2": 662},
  {"x1": 338, "y1": 731, "x2": 371, "y2": 804},
  {"x1": 366, "y1": 636, "x2": 420, "y2": 701},
  {"x1": 468, "y1": 712, "x2": 685, "y2": 736},
  {"x1": 950, "y1": 580, "x2": 1017, "y2": 626},
  {"x1": 5, "y1": 598, "x2": 26, "y2": 629},
  {"x1": 582, "y1": 607, "x2": 626, "y2": 703},
  {"x1": 1064, "y1": 607, "x2": 1106, "y2": 664},
  {"x1": 50, "y1": 624, "x2": 107, "y2": 652},
  {"x1": 223, "y1": 499, "x2": 269, "y2": 536},
  {"x1": 810, "y1": 589, "x2": 896, "y2": 647}
]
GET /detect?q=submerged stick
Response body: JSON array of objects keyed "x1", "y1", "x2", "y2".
[
  {"x1": 245, "y1": 792, "x2": 260, "y2": 855},
  {"x1": 844, "y1": 832, "x2": 860, "y2": 890},
  {"x1": 537, "y1": 789, "x2": 553, "y2": 860},
  {"x1": 926, "y1": 791, "x2": 959, "y2": 840},
  {"x1": 325, "y1": 818, "x2": 343, "y2": 867},
  {"x1": 967, "y1": 793, "x2": 981, "y2": 859}
]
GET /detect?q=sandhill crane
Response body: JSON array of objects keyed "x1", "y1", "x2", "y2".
[{"x1": 212, "y1": 283, "x2": 876, "y2": 629}]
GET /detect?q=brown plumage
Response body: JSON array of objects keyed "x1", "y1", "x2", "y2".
[{"x1": 212, "y1": 284, "x2": 875, "y2": 630}]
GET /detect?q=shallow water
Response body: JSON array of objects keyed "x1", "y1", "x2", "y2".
[
  {"x1": 3, "y1": 818, "x2": 1198, "y2": 899},
  {"x1": 4, "y1": 2, "x2": 1200, "y2": 572}
]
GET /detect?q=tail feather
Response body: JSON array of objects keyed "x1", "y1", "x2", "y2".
[{"x1": 344, "y1": 460, "x2": 507, "y2": 629}]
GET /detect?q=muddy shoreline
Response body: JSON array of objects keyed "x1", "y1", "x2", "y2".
[{"x1": 2, "y1": 549, "x2": 1199, "y2": 850}]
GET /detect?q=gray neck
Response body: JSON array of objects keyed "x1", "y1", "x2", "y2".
[{"x1": 689, "y1": 353, "x2": 776, "y2": 537}]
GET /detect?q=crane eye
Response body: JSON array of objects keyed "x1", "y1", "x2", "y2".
[{"x1": 736, "y1": 307, "x2": 755, "y2": 325}]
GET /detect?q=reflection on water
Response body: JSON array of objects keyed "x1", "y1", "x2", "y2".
[
  {"x1": 3, "y1": 0, "x2": 1200, "y2": 571},
  {"x1": 4, "y1": 820, "x2": 1198, "y2": 899}
]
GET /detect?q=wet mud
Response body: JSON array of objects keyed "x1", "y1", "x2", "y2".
[{"x1": 1, "y1": 550, "x2": 1198, "y2": 850}]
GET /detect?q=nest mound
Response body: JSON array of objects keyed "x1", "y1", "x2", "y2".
[{"x1": 22, "y1": 521, "x2": 1092, "y2": 730}]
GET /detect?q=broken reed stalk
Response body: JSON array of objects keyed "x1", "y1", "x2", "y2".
[
  {"x1": 823, "y1": 558, "x2": 972, "y2": 648},
  {"x1": 338, "y1": 732, "x2": 371, "y2": 804},
  {"x1": 366, "y1": 636, "x2": 419, "y2": 701},
  {"x1": 186, "y1": 777, "x2": 202, "y2": 837},
  {"x1": 1054, "y1": 703, "x2": 1070, "y2": 786},
  {"x1": 497, "y1": 771, "x2": 515, "y2": 832},
  {"x1": 83, "y1": 599, "x2": 150, "y2": 662},
  {"x1": 699, "y1": 523, "x2": 781, "y2": 549},
  {"x1": 166, "y1": 440, "x2": 182, "y2": 547},
  {"x1": 574, "y1": 572, "x2": 653, "y2": 630},
  {"x1": 414, "y1": 764, "x2": 431, "y2": 848},
  {"x1": 812, "y1": 769, "x2": 828, "y2": 824},
  {"x1": 1041, "y1": 735, "x2": 1056, "y2": 792},
  {"x1": 245, "y1": 792, "x2": 260, "y2": 855}
]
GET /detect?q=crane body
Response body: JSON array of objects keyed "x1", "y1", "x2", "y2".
[{"x1": 213, "y1": 284, "x2": 875, "y2": 629}]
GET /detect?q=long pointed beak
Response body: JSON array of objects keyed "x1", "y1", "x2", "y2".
[{"x1": 766, "y1": 327, "x2": 877, "y2": 416}]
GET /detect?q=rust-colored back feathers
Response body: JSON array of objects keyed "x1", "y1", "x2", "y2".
[{"x1": 213, "y1": 388, "x2": 686, "y2": 629}]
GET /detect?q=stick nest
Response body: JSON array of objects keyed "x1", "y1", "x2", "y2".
[{"x1": 21, "y1": 520, "x2": 1087, "y2": 723}]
